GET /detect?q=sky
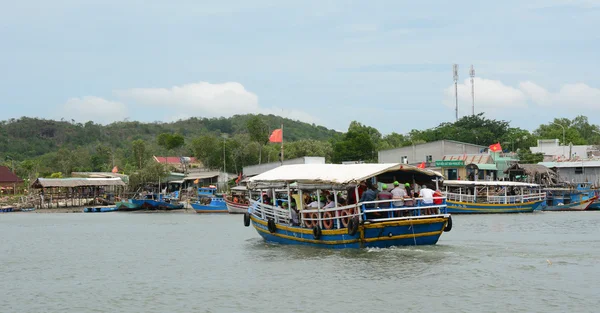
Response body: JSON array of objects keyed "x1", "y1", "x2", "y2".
[{"x1": 1, "y1": 0, "x2": 600, "y2": 134}]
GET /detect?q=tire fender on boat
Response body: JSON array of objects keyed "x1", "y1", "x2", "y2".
[
  {"x1": 347, "y1": 216, "x2": 359, "y2": 236},
  {"x1": 312, "y1": 225, "x2": 322, "y2": 240},
  {"x1": 267, "y1": 218, "x2": 277, "y2": 233},
  {"x1": 444, "y1": 216, "x2": 452, "y2": 232},
  {"x1": 322, "y1": 211, "x2": 334, "y2": 229},
  {"x1": 243, "y1": 213, "x2": 251, "y2": 227}
]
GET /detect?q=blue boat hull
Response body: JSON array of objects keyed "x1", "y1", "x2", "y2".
[
  {"x1": 446, "y1": 200, "x2": 543, "y2": 214},
  {"x1": 84, "y1": 207, "x2": 118, "y2": 213},
  {"x1": 541, "y1": 198, "x2": 595, "y2": 211},
  {"x1": 131, "y1": 199, "x2": 183, "y2": 210},
  {"x1": 0, "y1": 207, "x2": 14, "y2": 213},
  {"x1": 250, "y1": 215, "x2": 448, "y2": 249},
  {"x1": 191, "y1": 198, "x2": 227, "y2": 213},
  {"x1": 588, "y1": 201, "x2": 600, "y2": 210}
]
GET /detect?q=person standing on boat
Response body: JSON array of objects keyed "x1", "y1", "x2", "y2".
[
  {"x1": 378, "y1": 184, "x2": 393, "y2": 208},
  {"x1": 359, "y1": 182, "x2": 378, "y2": 208},
  {"x1": 419, "y1": 185, "x2": 435, "y2": 215},
  {"x1": 404, "y1": 183, "x2": 414, "y2": 207},
  {"x1": 391, "y1": 181, "x2": 407, "y2": 215}
]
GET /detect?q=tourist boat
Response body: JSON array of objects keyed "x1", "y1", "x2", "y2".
[
  {"x1": 243, "y1": 163, "x2": 452, "y2": 249},
  {"x1": 225, "y1": 186, "x2": 250, "y2": 214},
  {"x1": 190, "y1": 186, "x2": 227, "y2": 213},
  {"x1": 83, "y1": 206, "x2": 118, "y2": 213},
  {"x1": 542, "y1": 182, "x2": 598, "y2": 211},
  {"x1": 131, "y1": 193, "x2": 184, "y2": 210},
  {"x1": 443, "y1": 180, "x2": 546, "y2": 213}
]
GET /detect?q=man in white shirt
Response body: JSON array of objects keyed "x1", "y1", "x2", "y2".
[{"x1": 419, "y1": 185, "x2": 435, "y2": 214}]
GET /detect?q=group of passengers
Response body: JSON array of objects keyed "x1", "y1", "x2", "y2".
[{"x1": 357, "y1": 180, "x2": 442, "y2": 217}]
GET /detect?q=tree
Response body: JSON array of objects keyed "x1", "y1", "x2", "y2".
[
  {"x1": 534, "y1": 118, "x2": 586, "y2": 145},
  {"x1": 157, "y1": 133, "x2": 185, "y2": 151},
  {"x1": 332, "y1": 121, "x2": 377, "y2": 163},
  {"x1": 131, "y1": 139, "x2": 147, "y2": 169},
  {"x1": 246, "y1": 116, "x2": 270, "y2": 164},
  {"x1": 517, "y1": 148, "x2": 544, "y2": 164},
  {"x1": 190, "y1": 135, "x2": 221, "y2": 169}
]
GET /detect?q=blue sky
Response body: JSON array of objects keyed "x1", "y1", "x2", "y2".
[{"x1": 2, "y1": 0, "x2": 599, "y2": 134}]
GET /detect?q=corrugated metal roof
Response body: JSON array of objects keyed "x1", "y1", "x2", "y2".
[
  {"x1": 31, "y1": 177, "x2": 126, "y2": 188},
  {"x1": 442, "y1": 154, "x2": 493, "y2": 165},
  {"x1": 539, "y1": 161, "x2": 600, "y2": 168},
  {"x1": 183, "y1": 172, "x2": 221, "y2": 181}
]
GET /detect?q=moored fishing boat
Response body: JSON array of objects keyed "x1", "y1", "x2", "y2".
[
  {"x1": 84, "y1": 206, "x2": 118, "y2": 213},
  {"x1": 443, "y1": 180, "x2": 545, "y2": 214},
  {"x1": 225, "y1": 186, "x2": 250, "y2": 214},
  {"x1": 243, "y1": 163, "x2": 451, "y2": 249},
  {"x1": 191, "y1": 186, "x2": 227, "y2": 213},
  {"x1": 542, "y1": 182, "x2": 597, "y2": 211},
  {"x1": 131, "y1": 193, "x2": 184, "y2": 211},
  {"x1": 588, "y1": 189, "x2": 600, "y2": 210},
  {"x1": 116, "y1": 199, "x2": 142, "y2": 211}
]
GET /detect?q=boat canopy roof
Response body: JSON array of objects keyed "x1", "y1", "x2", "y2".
[
  {"x1": 443, "y1": 180, "x2": 540, "y2": 188},
  {"x1": 230, "y1": 185, "x2": 247, "y2": 191},
  {"x1": 248, "y1": 163, "x2": 443, "y2": 189}
]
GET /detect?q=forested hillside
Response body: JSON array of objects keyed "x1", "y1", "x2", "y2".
[{"x1": 1, "y1": 113, "x2": 599, "y2": 182}]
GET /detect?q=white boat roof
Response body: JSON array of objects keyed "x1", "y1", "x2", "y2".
[
  {"x1": 443, "y1": 180, "x2": 540, "y2": 187},
  {"x1": 248, "y1": 163, "x2": 442, "y2": 186},
  {"x1": 230, "y1": 185, "x2": 247, "y2": 191}
]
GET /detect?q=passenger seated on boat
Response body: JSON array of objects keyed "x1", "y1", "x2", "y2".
[
  {"x1": 324, "y1": 195, "x2": 336, "y2": 209},
  {"x1": 288, "y1": 201, "x2": 300, "y2": 226},
  {"x1": 307, "y1": 196, "x2": 325, "y2": 208},
  {"x1": 378, "y1": 184, "x2": 393, "y2": 208}
]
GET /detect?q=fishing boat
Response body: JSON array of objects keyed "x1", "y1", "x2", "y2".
[
  {"x1": 83, "y1": 206, "x2": 118, "y2": 213},
  {"x1": 243, "y1": 163, "x2": 451, "y2": 249},
  {"x1": 588, "y1": 189, "x2": 600, "y2": 210},
  {"x1": 225, "y1": 186, "x2": 250, "y2": 214},
  {"x1": 443, "y1": 180, "x2": 546, "y2": 214},
  {"x1": 1, "y1": 206, "x2": 14, "y2": 213},
  {"x1": 542, "y1": 182, "x2": 597, "y2": 211},
  {"x1": 116, "y1": 199, "x2": 142, "y2": 211},
  {"x1": 131, "y1": 193, "x2": 184, "y2": 210},
  {"x1": 190, "y1": 186, "x2": 227, "y2": 213}
]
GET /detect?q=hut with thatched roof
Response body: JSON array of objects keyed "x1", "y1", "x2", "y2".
[{"x1": 504, "y1": 163, "x2": 558, "y2": 185}]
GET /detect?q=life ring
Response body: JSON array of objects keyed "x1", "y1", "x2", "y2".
[
  {"x1": 444, "y1": 216, "x2": 452, "y2": 232},
  {"x1": 267, "y1": 218, "x2": 277, "y2": 233},
  {"x1": 340, "y1": 209, "x2": 351, "y2": 228},
  {"x1": 233, "y1": 197, "x2": 239, "y2": 203},
  {"x1": 312, "y1": 225, "x2": 322, "y2": 240},
  {"x1": 311, "y1": 212, "x2": 320, "y2": 228},
  {"x1": 303, "y1": 212, "x2": 313, "y2": 228},
  {"x1": 244, "y1": 212, "x2": 251, "y2": 227},
  {"x1": 347, "y1": 216, "x2": 359, "y2": 236},
  {"x1": 322, "y1": 211, "x2": 334, "y2": 229}
]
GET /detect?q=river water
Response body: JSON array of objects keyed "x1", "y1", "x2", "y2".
[{"x1": 1, "y1": 211, "x2": 599, "y2": 313}]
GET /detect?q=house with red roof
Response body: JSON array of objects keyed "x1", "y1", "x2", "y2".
[{"x1": 0, "y1": 166, "x2": 24, "y2": 194}]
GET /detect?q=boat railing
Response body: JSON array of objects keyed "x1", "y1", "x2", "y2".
[
  {"x1": 445, "y1": 193, "x2": 475, "y2": 202},
  {"x1": 250, "y1": 197, "x2": 447, "y2": 230}
]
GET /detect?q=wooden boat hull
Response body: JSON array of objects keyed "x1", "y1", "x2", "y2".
[
  {"x1": 446, "y1": 200, "x2": 543, "y2": 214},
  {"x1": 542, "y1": 197, "x2": 597, "y2": 211},
  {"x1": 0, "y1": 207, "x2": 14, "y2": 213},
  {"x1": 191, "y1": 198, "x2": 227, "y2": 213},
  {"x1": 116, "y1": 201, "x2": 142, "y2": 211},
  {"x1": 250, "y1": 215, "x2": 449, "y2": 249},
  {"x1": 225, "y1": 198, "x2": 248, "y2": 214}
]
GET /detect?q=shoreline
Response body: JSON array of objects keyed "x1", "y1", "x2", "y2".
[{"x1": 9, "y1": 207, "x2": 199, "y2": 214}]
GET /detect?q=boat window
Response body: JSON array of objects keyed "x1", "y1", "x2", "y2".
[{"x1": 575, "y1": 167, "x2": 583, "y2": 174}]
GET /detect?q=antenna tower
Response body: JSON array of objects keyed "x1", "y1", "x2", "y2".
[
  {"x1": 469, "y1": 65, "x2": 475, "y2": 116},
  {"x1": 453, "y1": 64, "x2": 459, "y2": 121}
]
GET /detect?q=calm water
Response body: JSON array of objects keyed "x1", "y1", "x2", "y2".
[{"x1": 1, "y1": 211, "x2": 599, "y2": 313}]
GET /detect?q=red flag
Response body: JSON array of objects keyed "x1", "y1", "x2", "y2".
[
  {"x1": 269, "y1": 128, "x2": 283, "y2": 143},
  {"x1": 111, "y1": 166, "x2": 118, "y2": 173},
  {"x1": 235, "y1": 173, "x2": 242, "y2": 184},
  {"x1": 417, "y1": 162, "x2": 426, "y2": 169},
  {"x1": 489, "y1": 142, "x2": 502, "y2": 152}
]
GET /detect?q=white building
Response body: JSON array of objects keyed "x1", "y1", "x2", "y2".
[
  {"x1": 538, "y1": 161, "x2": 600, "y2": 186},
  {"x1": 378, "y1": 140, "x2": 486, "y2": 166},
  {"x1": 530, "y1": 139, "x2": 598, "y2": 161}
]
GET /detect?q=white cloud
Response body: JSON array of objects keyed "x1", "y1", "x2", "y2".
[
  {"x1": 444, "y1": 78, "x2": 600, "y2": 113},
  {"x1": 116, "y1": 82, "x2": 260, "y2": 116},
  {"x1": 443, "y1": 77, "x2": 528, "y2": 112},
  {"x1": 61, "y1": 96, "x2": 127, "y2": 124},
  {"x1": 116, "y1": 81, "x2": 318, "y2": 123}
]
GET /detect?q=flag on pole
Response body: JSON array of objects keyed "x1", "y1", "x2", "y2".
[
  {"x1": 489, "y1": 142, "x2": 502, "y2": 152},
  {"x1": 269, "y1": 128, "x2": 283, "y2": 143},
  {"x1": 111, "y1": 166, "x2": 118, "y2": 173},
  {"x1": 417, "y1": 162, "x2": 426, "y2": 169}
]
